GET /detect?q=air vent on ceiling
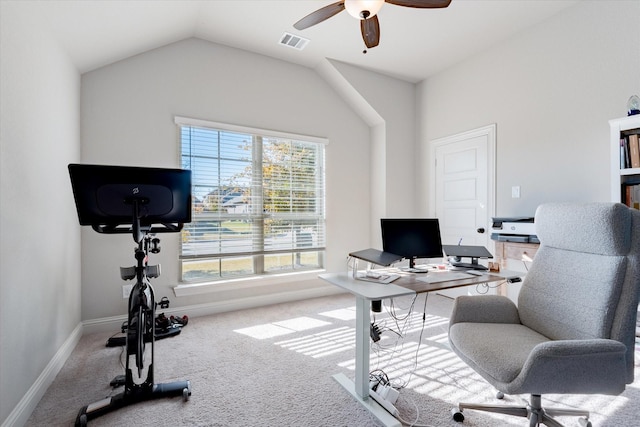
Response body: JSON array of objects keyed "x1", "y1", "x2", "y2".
[{"x1": 279, "y1": 32, "x2": 309, "y2": 50}]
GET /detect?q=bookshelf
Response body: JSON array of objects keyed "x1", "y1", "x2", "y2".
[{"x1": 610, "y1": 115, "x2": 640, "y2": 208}]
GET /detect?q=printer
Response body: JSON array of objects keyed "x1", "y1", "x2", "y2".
[{"x1": 491, "y1": 217, "x2": 539, "y2": 244}]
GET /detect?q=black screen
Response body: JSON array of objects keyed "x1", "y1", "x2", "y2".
[
  {"x1": 381, "y1": 218, "x2": 443, "y2": 265},
  {"x1": 68, "y1": 163, "x2": 192, "y2": 227}
]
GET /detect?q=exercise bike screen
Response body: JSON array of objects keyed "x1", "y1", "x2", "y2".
[{"x1": 68, "y1": 163, "x2": 192, "y2": 227}]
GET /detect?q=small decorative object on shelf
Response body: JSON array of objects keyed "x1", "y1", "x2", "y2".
[{"x1": 628, "y1": 95, "x2": 640, "y2": 116}]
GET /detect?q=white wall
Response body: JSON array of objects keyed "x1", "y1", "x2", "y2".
[
  {"x1": 417, "y1": 0, "x2": 640, "y2": 218},
  {"x1": 80, "y1": 38, "x2": 376, "y2": 321},
  {"x1": 328, "y1": 61, "x2": 418, "y2": 246},
  {"x1": 316, "y1": 59, "x2": 418, "y2": 246},
  {"x1": 0, "y1": 2, "x2": 82, "y2": 425}
]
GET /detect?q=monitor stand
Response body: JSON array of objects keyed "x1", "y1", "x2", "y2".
[
  {"x1": 402, "y1": 257, "x2": 429, "y2": 273},
  {"x1": 450, "y1": 257, "x2": 488, "y2": 271}
]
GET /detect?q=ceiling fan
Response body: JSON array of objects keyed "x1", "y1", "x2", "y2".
[{"x1": 293, "y1": 0, "x2": 452, "y2": 50}]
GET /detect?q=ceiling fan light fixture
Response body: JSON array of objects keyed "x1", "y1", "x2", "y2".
[{"x1": 344, "y1": 0, "x2": 384, "y2": 20}]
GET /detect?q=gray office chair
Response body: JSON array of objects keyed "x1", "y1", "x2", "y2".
[{"x1": 449, "y1": 202, "x2": 640, "y2": 427}]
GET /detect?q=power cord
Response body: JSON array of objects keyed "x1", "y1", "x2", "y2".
[
  {"x1": 402, "y1": 293, "x2": 429, "y2": 387},
  {"x1": 370, "y1": 368, "x2": 437, "y2": 427},
  {"x1": 475, "y1": 279, "x2": 507, "y2": 294},
  {"x1": 395, "y1": 391, "x2": 437, "y2": 427},
  {"x1": 371, "y1": 294, "x2": 430, "y2": 391},
  {"x1": 369, "y1": 369, "x2": 390, "y2": 389},
  {"x1": 387, "y1": 294, "x2": 418, "y2": 322}
]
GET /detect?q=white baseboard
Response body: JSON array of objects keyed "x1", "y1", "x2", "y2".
[
  {"x1": 1, "y1": 323, "x2": 83, "y2": 427},
  {"x1": 83, "y1": 285, "x2": 344, "y2": 334},
  {"x1": 82, "y1": 312, "x2": 128, "y2": 334}
]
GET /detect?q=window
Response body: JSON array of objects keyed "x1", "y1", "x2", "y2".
[{"x1": 176, "y1": 117, "x2": 326, "y2": 283}]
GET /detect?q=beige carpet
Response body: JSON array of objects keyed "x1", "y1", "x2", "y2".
[{"x1": 28, "y1": 293, "x2": 640, "y2": 426}]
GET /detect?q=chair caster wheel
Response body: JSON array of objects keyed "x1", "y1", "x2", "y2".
[
  {"x1": 496, "y1": 391, "x2": 504, "y2": 399},
  {"x1": 77, "y1": 414, "x2": 87, "y2": 427},
  {"x1": 451, "y1": 408, "x2": 464, "y2": 422},
  {"x1": 183, "y1": 387, "x2": 190, "y2": 401},
  {"x1": 578, "y1": 417, "x2": 592, "y2": 427}
]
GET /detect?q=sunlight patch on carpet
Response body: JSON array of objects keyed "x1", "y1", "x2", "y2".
[
  {"x1": 275, "y1": 326, "x2": 355, "y2": 358},
  {"x1": 273, "y1": 316, "x2": 331, "y2": 331},
  {"x1": 540, "y1": 392, "x2": 630, "y2": 423},
  {"x1": 318, "y1": 307, "x2": 357, "y2": 321},
  {"x1": 234, "y1": 316, "x2": 331, "y2": 339}
]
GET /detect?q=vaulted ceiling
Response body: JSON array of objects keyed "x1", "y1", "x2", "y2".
[{"x1": 22, "y1": 0, "x2": 580, "y2": 82}]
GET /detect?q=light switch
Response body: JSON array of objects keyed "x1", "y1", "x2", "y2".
[{"x1": 512, "y1": 186, "x2": 521, "y2": 198}]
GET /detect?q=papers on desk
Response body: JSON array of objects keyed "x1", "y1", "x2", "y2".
[
  {"x1": 355, "y1": 272, "x2": 400, "y2": 284},
  {"x1": 417, "y1": 271, "x2": 480, "y2": 284}
]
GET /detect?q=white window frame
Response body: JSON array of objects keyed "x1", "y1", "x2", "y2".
[{"x1": 174, "y1": 116, "x2": 327, "y2": 289}]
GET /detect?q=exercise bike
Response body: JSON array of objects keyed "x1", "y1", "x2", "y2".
[{"x1": 68, "y1": 164, "x2": 193, "y2": 426}]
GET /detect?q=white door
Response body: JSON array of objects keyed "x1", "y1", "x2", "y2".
[{"x1": 429, "y1": 124, "x2": 496, "y2": 296}]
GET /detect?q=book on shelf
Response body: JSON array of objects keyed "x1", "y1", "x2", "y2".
[
  {"x1": 629, "y1": 134, "x2": 640, "y2": 169},
  {"x1": 623, "y1": 182, "x2": 640, "y2": 210},
  {"x1": 620, "y1": 134, "x2": 640, "y2": 169}
]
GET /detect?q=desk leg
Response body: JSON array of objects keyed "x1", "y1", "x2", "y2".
[
  {"x1": 354, "y1": 296, "x2": 370, "y2": 398},
  {"x1": 332, "y1": 296, "x2": 401, "y2": 427}
]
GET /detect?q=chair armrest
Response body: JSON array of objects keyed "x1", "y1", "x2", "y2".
[
  {"x1": 449, "y1": 295, "x2": 520, "y2": 325},
  {"x1": 514, "y1": 339, "x2": 629, "y2": 395},
  {"x1": 529, "y1": 338, "x2": 627, "y2": 359}
]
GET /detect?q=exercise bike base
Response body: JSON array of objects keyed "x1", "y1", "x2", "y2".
[{"x1": 75, "y1": 380, "x2": 191, "y2": 426}]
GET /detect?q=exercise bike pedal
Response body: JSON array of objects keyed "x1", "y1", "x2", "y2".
[{"x1": 158, "y1": 296, "x2": 170, "y2": 309}]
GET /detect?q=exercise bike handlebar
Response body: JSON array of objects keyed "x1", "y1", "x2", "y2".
[{"x1": 91, "y1": 222, "x2": 183, "y2": 239}]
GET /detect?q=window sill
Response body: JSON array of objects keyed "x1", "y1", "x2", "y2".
[{"x1": 173, "y1": 269, "x2": 326, "y2": 297}]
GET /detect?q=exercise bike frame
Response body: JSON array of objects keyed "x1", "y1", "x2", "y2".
[
  {"x1": 126, "y1": 236, "x2": 157, "y2": 391},
  {"x1": 75, "y1": 233, "x2": 191, "y2": 426}
]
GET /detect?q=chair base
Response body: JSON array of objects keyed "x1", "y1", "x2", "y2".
[{"x1": 452, "y1": 394, "x2": 591, "y2": 427}]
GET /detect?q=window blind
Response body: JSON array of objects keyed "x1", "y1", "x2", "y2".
[{"x1": 177, "y1": 118, "x2": 326, "y2": 282}]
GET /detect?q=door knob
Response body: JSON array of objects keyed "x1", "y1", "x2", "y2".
[{"x1": 476, "y1": 227, "x2": 485, "y2": 234}]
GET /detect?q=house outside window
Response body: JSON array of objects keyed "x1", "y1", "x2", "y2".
[{"x1": 175, "y1": 117, "x2": 326, "y2": 283}]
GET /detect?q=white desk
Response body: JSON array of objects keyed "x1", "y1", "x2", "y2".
[{"x1": 320, "y1": 270, "x2": 507, "y2": 427}]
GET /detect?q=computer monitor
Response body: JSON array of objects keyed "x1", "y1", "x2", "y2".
[{"x1": 380, "y1": 218, "x2": 443, "y2": 269}]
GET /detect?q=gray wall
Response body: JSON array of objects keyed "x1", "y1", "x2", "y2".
[
  {"x1": 417, "y1": 0, "x2": 640, "y2": 217},
  {"x1": 0, "y1": 2, "x2": 82, "y2": 424}
]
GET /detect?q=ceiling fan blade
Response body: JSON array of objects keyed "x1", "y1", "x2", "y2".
[
  {"x1": 360, "y1": 15, "x2": 380, "y2": 48},
  {"x1": 294, "y1": 1, "x2": 346, "y2": 30},
  {"x1": 385, "y1": 0, "x2": 452, "y2": 8}
]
